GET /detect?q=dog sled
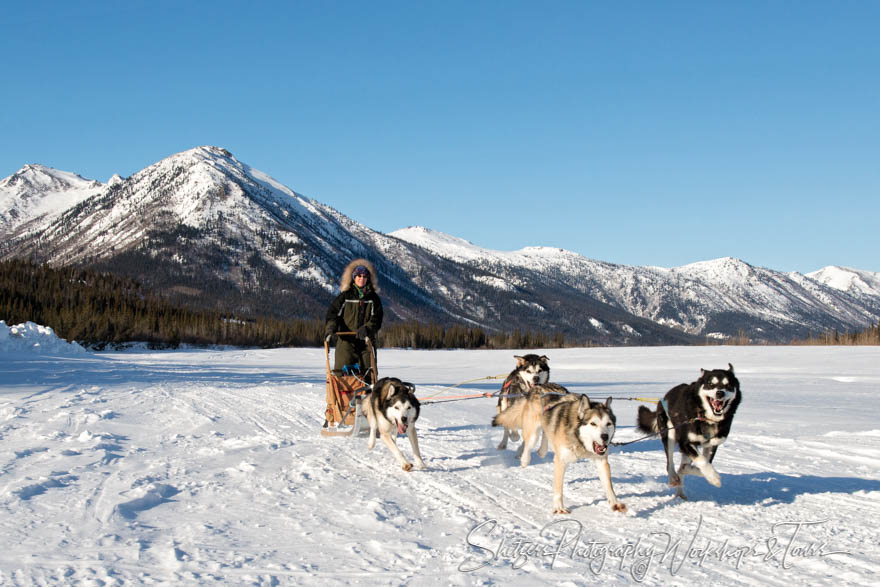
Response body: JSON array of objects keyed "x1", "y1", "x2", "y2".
[{"x1": 320, "y1": 332, "x2": 377, "y2": 437}]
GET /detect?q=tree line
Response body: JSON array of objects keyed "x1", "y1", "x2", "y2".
[
  {"x1": 12, "y1": 258, "x2": 872, "y2": 350},
  {"x1": 790, "y1": 321, "x2": 880, "y2": 346},
  {"x1": 0, "y1": 259, "x2": 326, "y2": 348},
  {"x1": 380, "y1": 321, "x2": 567, "y2": 350},
  {"x1": 0, "y1": 260, "x2": 562, "y2": 350}
]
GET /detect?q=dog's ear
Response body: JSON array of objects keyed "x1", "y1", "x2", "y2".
[
  {"x1": 384, "y1": 382, "x2": 397, "y2": 400},
  {"x1": 540, "y1": 355, "x2": 549, "y2": 363},
  {"x1": 514, "y1": 355, "x2": 526, "y2": 367},
  {"x1": 578, "y1": 395, "x2": 592, "y2": 418},
  {"x1": 366, "y1": 378, "x2": 382, "y2": 395},
  {"x1": 728, "y1": 363, "x2": 734, "y2": 374},
  {"x1": 404, "y1": 381, "x2": 416, "y2": 394},
  {"x1": 605, "y1": 396, "x2": 612, "y2": 408}
]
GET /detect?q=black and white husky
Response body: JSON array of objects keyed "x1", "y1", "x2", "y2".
[
  {"x1": 637, "y1": 364, "x2": 742, "y2": 499},
  {"x1": 495, "y1": 354, "x2": 550, "y2": 450},
  {"x1": 362, "y1": 377, "x2": 426, "y2": 472}
]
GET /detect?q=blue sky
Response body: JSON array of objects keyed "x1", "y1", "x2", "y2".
[{"x1": 2, "y1": 1, "x2": 878, "y2": 272}]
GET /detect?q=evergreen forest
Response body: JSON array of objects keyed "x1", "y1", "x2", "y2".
[{"x1": 0, "y1": 260, "x2": 566, "y2": 349}]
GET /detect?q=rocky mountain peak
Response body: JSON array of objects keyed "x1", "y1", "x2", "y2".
[
  {"x1": 1, "y1": 165, "x2": 104, "y2": 229},
  {"x1": 2, "y1": 147, "x2": 878, "y2": 344}
]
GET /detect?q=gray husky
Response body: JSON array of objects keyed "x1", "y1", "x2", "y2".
[{"x1": 494, "y1": 388, "x2": 626, "y2": 514}]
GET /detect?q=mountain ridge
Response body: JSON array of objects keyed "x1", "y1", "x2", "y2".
[{"x1": 2, "y1": 146, "x2": 878, "y2": 344}]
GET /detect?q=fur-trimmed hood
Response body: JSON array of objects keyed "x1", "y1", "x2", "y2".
[{"x1": 339, "y1": 258, "x2": 380, "y2": 292}]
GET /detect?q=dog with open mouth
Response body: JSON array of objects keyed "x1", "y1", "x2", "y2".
[
  {"x1": 361, "y1": 377, "x2": 426, "y2": 472},
  {"x1": 637, "y1": 364, "x2": 742, "y2": 499},
  {"x1": 542, "y1": 394, "x2": 626, "y2": 514},
  {"x1": 496, "y1": 389, "x2": 626, "y2": 514}
]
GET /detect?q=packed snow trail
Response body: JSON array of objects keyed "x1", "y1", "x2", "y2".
[{"x1": 1, "y1": 339, "x2": 878, "y2": 585}]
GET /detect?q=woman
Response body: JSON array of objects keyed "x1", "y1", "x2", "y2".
[{"x1": 324, "y1": 259, "x2": 383, "y2": 381}]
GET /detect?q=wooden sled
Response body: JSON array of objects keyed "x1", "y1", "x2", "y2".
[{"x1": 320, "y1": 332, "x2": 377, "y2": 437}]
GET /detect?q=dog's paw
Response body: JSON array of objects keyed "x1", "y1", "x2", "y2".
[
  {"x1": 496, "y1": 441, "x2": 508, "y2": 450},
  {"x1": 669, "y1": 473, "x2": 682, "y2": 487},
  {"x1": 509, "y1": 431, "x2": 521, "y2": 442},
  {"x1": 414, "y1": 459, "x2": 427, "y2": 470},
  {"x1": 675, "y1": 488, "x2": 688, "y2": 500},
  {"x1": 367, "y1": 441, "x2": 376, "y2": 451},
  {"x1": 402, "y1": 463, "x2": 413, "y2": 472},
  {"x1": 611, "y1": 503, "x2": 627, "y2": 513},
  {"x1": 553, "y1": 507, "x2": 570, "y2": 515},
  {"x1": 705, "y1": 469, "x2": 722, "y2": 487}
]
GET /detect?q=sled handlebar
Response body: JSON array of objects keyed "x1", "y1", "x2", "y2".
[
  {"x1": 325, "y1": 331, "x2": 355, "y2": 342},
  {"x1": 325, "y1": 331, "x2": 371, "y2": 343}
]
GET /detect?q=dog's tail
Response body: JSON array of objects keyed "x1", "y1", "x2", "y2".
[
  {"x1": 636, "y1": 405, "x2": 659, "y2": 434},
  {"x1": 492, "y1": 400, "x2": 526, "y2": 430}
]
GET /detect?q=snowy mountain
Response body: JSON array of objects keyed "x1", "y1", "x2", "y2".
[
  {"x1": 2, "y1": 146, "x2": 878, "y2": 343},
  {"x1": 807, "y1": 266, "x2": 880, "y2": 302},
  {"x1": 1, "y1": 147, "x2": 446, "y2": 326},
  {"x1": 0, "y1": 164, "x2": 103, "y2": 232},
  {"x1": 392, "y1": 227, "x2": 880, "y2": 340}
]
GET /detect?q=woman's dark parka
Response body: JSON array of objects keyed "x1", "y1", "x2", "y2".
[{"x1": 324, "y1": 259, "x2": 383, "y2": 376}]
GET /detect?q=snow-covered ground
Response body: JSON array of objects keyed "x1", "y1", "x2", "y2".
[{"x1": 1, "y1": 324, "x2": 878, "y2": 585}]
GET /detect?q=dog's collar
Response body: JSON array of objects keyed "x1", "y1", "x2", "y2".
[
  {"x1": 502, "y1": 378, "x2": 533, "y2": 390},
  {"x1": 696, "y1": 406, "x2": 715, "y2": 422}
]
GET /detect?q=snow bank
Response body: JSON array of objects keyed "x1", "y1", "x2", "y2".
[{"x1": 0, "y1": 321, "x2": 88, "y2": 355}]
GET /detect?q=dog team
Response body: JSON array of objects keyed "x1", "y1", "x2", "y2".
[{"x1": 356, "y1": 354, "x2": 741, "y2": 515}]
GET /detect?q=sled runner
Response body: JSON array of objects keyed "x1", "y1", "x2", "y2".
[{"x1": 320, "y1": 331, "x2": 377, "y2": 437}]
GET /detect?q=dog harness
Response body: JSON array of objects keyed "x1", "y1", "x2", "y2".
[{"x1": 660, "y1": 397, "x2": 713, "y2": 441}]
